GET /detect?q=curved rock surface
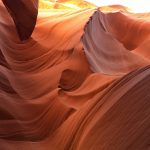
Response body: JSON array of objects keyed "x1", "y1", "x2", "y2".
[{"x1": 0, "y1": 0, "x2": 150, "y2": 149}]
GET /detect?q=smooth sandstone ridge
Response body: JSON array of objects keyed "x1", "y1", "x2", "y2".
[{"x1": 0, "y1": 0, "x2": 150, "y2": 149}]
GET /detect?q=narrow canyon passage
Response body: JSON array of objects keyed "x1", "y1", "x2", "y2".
[{"x1": 0, "y1": 0, "x2": 149, "y2": 149}]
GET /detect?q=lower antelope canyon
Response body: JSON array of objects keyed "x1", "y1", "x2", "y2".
[{"x1": 0, "y1": 0, "x2": 150, "y2": 150}]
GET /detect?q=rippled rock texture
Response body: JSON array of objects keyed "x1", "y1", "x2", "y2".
[{"x1": 0, "y1": 0, "x2": 150, "y2": 149}]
